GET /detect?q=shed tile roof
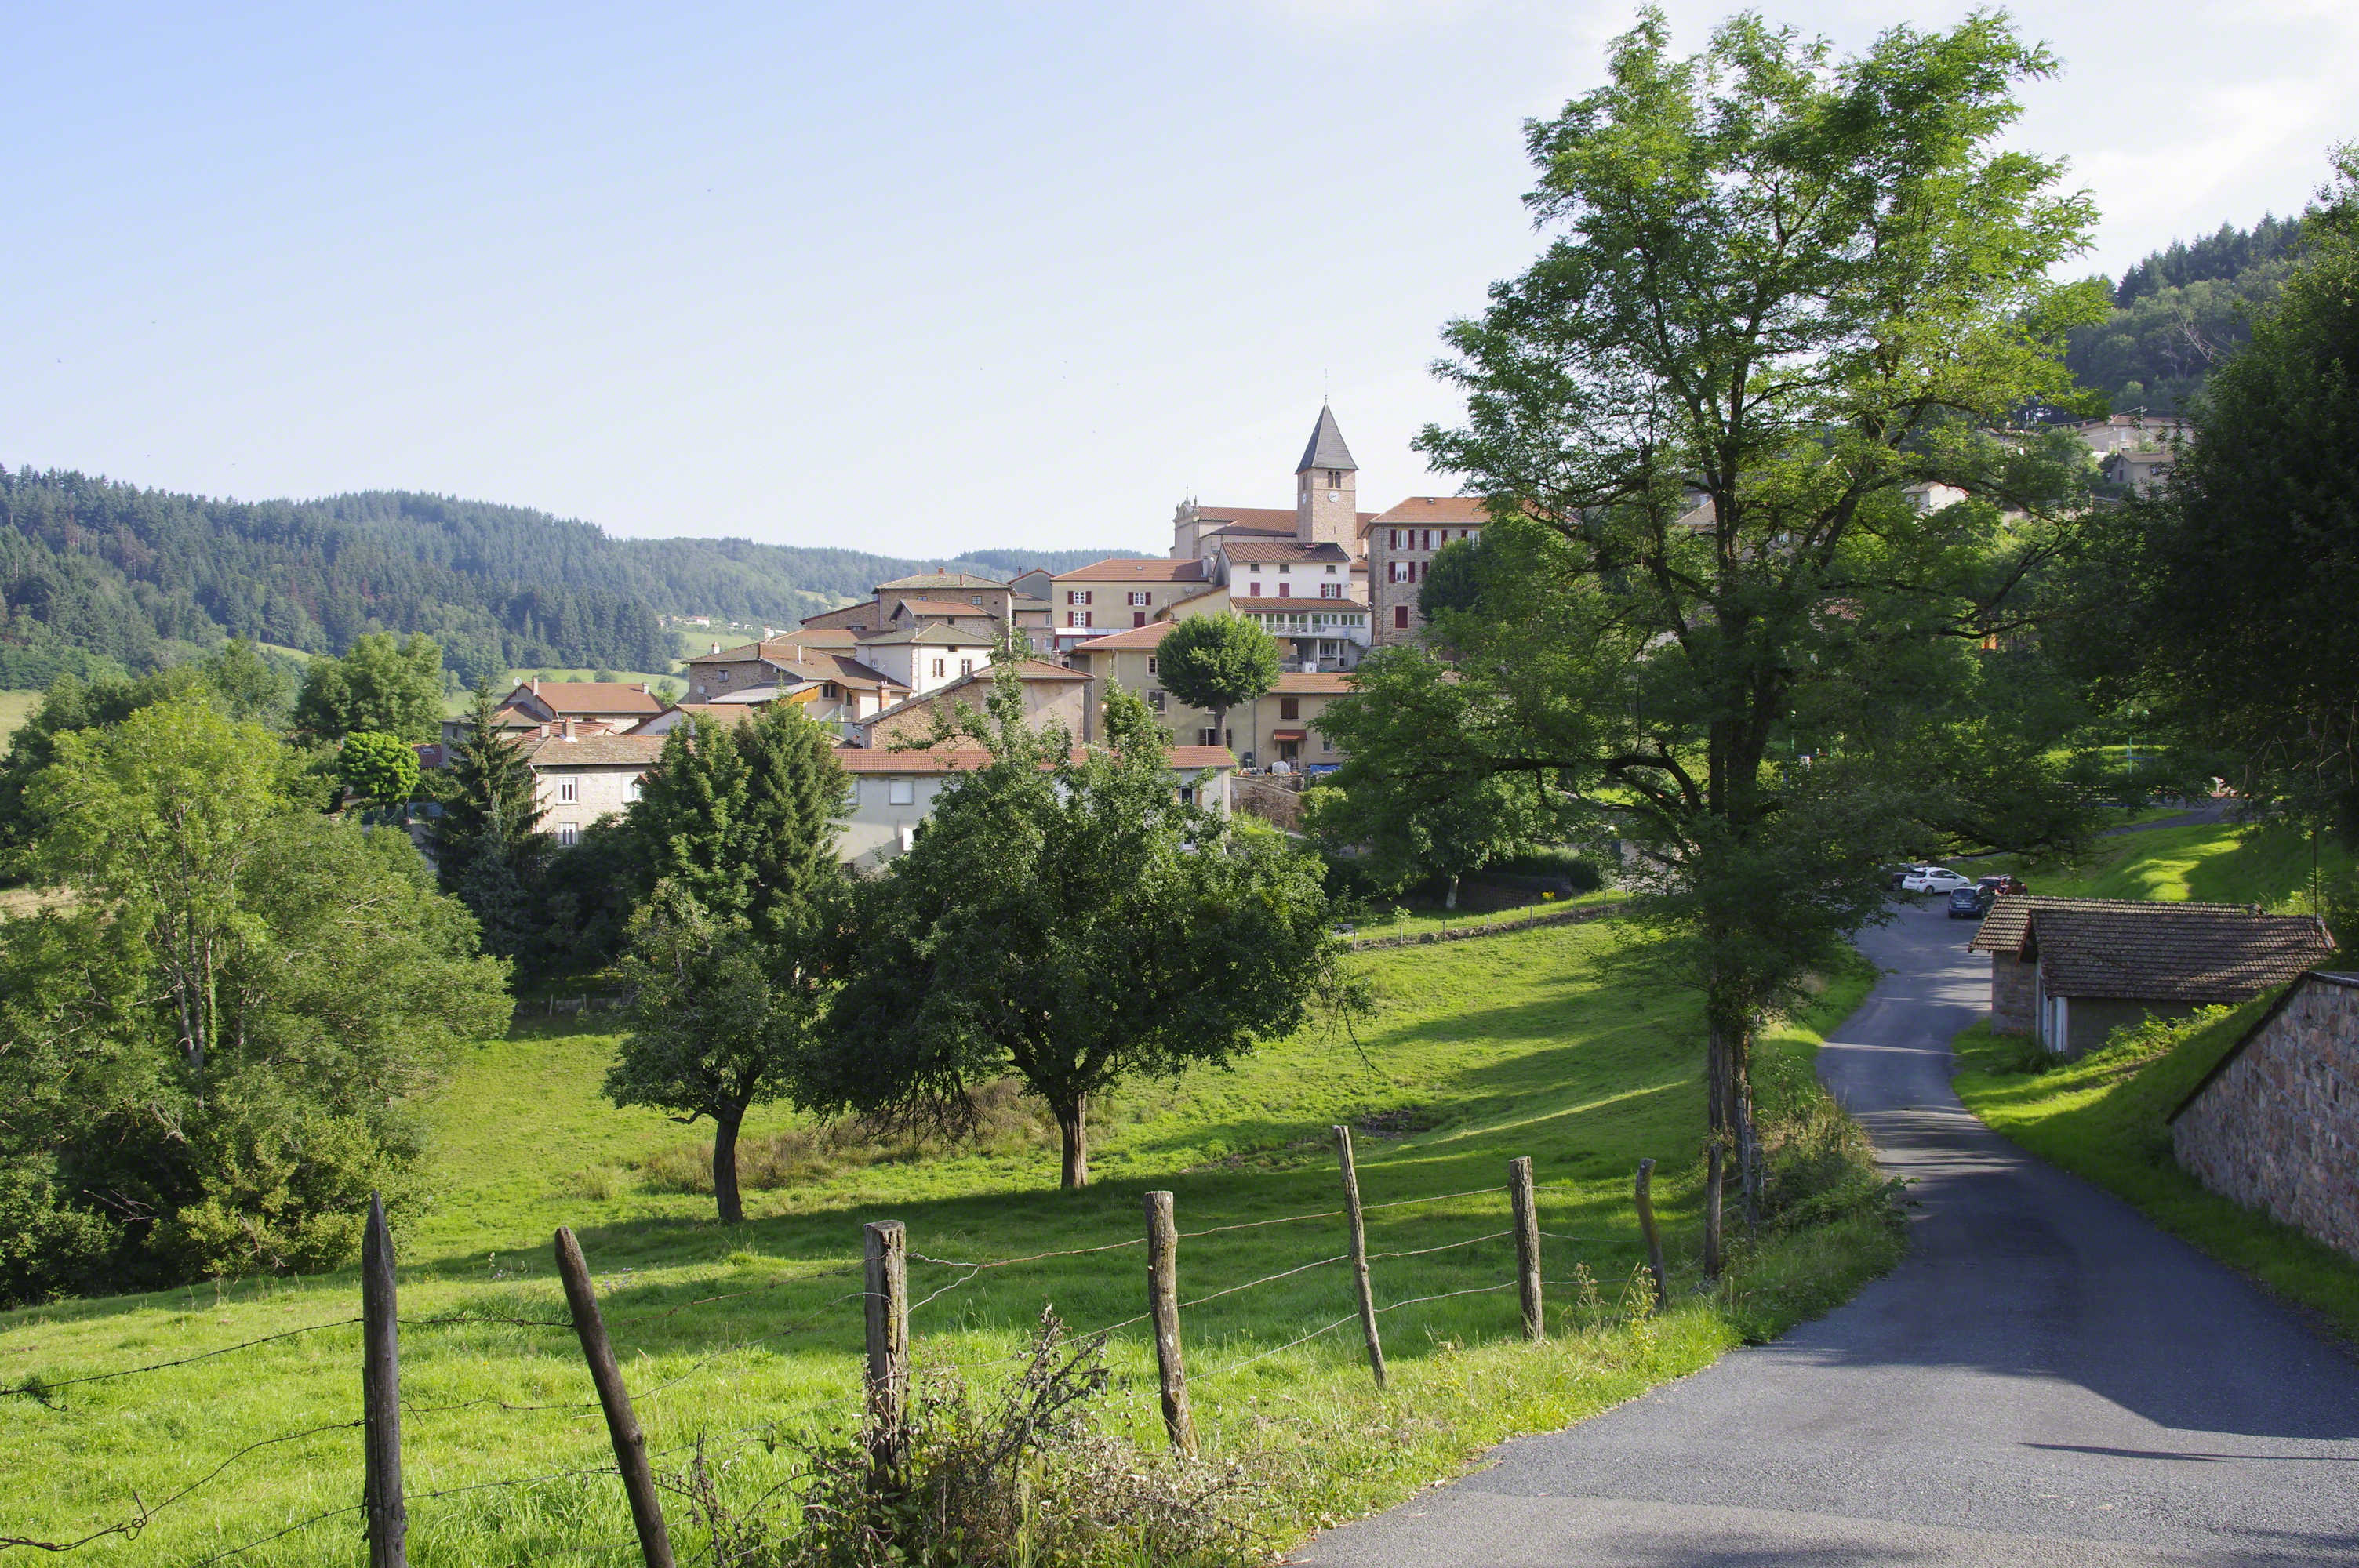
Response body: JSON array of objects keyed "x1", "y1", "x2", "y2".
[
  {"x1": 1969, "y1": 895, "x2": 2269, "y2": 955},
  {"x1": 686, "y1": 634, "x2": 857, "y2": 666},
  {"x1": 2026, "y1": 906, "x2": 2334, "y2": 1004},
  {"x1": 507, "y1": 680, "x2": 664, "y2": 714},
  {"x1": 1052, "y1": 558, "x2": 1212, "y2": 583},
  {"x1": 1365, "y1": 496, "x2": 1491, "y2": 528},
  {"x1": 1198, "y1": 511, "x2": 1299, "y2": 536},
  {"x1": 1220, "y1": 540, "x2": 1355, "y2": 564},
  {"x1": 835, "y1": 744, "x2": 1235, "y2": 775},
  {"x1": 516, "y1": 733, "x2": 669, "y2": 767},
  {"x1": 875, "y1": 572, "x2": 1008, "y2": 590}
]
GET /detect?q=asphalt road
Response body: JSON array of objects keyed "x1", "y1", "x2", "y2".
[{"x1": 1289, "y1": 899, "x2": 2359, "y2": 1567}]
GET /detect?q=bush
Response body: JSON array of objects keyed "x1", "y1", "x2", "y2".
[
  {"x1": 634, "y1": 1081, "x2": 1057, "y2": 1196},
  {"x1": 786, "y1": 1310, "x2": 1263, "y2": 1567},
  {"x1": 1486, "y1": 844, "x2": 1608, "y2": 891},
  {"x1": 0, "y1": 1157, "x2": 117, "y2": 1309}
]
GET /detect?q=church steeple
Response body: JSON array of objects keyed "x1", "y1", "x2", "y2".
[{"x1": 1295, "y1": 404, "x2": 1358, "y2": 546}]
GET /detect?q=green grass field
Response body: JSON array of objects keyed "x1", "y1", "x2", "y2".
[
  {"x1": 1952, "y1": 1014, "x2": 2359, "y2": 1343},
  {"x1": 0, "y1": 923, "x2": 1899, "y2": 1564},
  {"x1": 1973, "y1": 817, "x2": 2352, "y2": 913},
  {"x1": 0, "y1": 688, "x2": 42, "y2": 752}
]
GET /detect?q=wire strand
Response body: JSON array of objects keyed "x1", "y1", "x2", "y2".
[
  {"x1": 1373, "y1": 1282, "x2": 1518, "y2": 1316},
  {"x1": 1176, "y1": 1253, "x2": 1347, "y2": 1312},
  {"x1": 1195, "y1": 1314, "x2": 1360, "y2": 1381},
  {"x1": 1366, "y1": 1229, "x2": 1511, "y2": 1261},
  {"x1": 3, "y1": 1318, "x2": 362, "y2": 1404}
]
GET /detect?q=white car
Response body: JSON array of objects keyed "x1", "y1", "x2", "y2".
[{"x1": 1902, "y1": 867, "x2": 1972, "y2": 895}]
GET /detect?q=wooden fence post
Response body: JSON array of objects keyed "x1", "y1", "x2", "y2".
[
  {"x1": 863, "y1": 1220, "x2": 910, "y2": 1475},
  {"x1": 1507, "y1": 1156, "x2": 1543, "y2": 1342},
  {"x1": 554, "y1": 1227, "x2": 676, "y2": 1568},
  {"x1": 1634, "y1": 1159, "x2": 1668, "y2": 1310},
  {"x1": 1703, "y1": 1141, "x2": 1725, "y2": 1281},
  {"x1": 1334, "y1": 1126, "x2": 1387, "y2": 1388},
  {"x1": 360, "y1": 1192, "x2": 407, "y2": 1568},
  {"x1": 1143, "y1": 1192, "x2": 1198, "y2": 1457}
]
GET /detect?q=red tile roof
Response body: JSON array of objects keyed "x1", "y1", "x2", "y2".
[
  {"x1": 893, "y1": 597, "x2": 1000, "y2": 616},
  {"x1": 1219, "y1": 540, "x2": 1354, "y2": 564},
  {"x1": 1970, "y1": 895, "x2": 2266, "y2": 956},
  {"x1": 1366, "y1": 496, "x2": 1490, "y2": 528},
  {"x1": 1193, "y1": 506, "x2": 1298, "y2": 533},
  {"x1": 835, "y1": 744, "x2": 1235, "y2": 774},
  {"x1": 1051, "y1": 558, "x2": 1212, "y2": 583},
  {"x1": 515, "y1": 733, "x2": 669, "y2": 766},
  {"x1": 507, "y1": 680, "x2": 664, "y2": 714},
  {"x1": 2026, "y1": 906, "x2": 2333, "y2": 1004},
  {"x1": 1274, "y1": 671, "x2": 1354, "y2": 694}
]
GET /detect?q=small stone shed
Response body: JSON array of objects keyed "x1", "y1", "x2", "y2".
[
  {"x1": 1968, "y1": 895, "x2": 2332, "y2": 1054},
  {"x1": 2169, "y1": 971, "x2": 2359, "y2": 1261}
]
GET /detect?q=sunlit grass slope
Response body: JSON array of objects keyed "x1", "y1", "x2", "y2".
[{"x1": 1, "y1": 923, "x2": 1898, "y2": 1565}]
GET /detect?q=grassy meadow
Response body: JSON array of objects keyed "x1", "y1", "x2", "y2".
[
  {"x1": 0, "y1": 688, "x2": 41, "y2": 752},
  {"x1": 0, "y1": 921, "x2": 1900, "y2": 1565},
  {"x1": 1974, "y1": 815, "x2": 2353, "y2": 913}
]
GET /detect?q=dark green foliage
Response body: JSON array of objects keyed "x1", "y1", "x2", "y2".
[
  {"x1": 2105, "y1": 150, "x2": 2359, "y2": 828},
  {"x1": 1154, "y1": 615, "x2": 1281, "y2": 747},
  {"x1": 812, "y1": 678, "x2": 1343, "y2": 1189},
  {"x1": 0, "y1": 699, "x2": 507, "y2": 1301},
  {"x1": 535, "y1": 816, "x2": 640, "y2": 975},
  {"x1": 605, "y1": 710, "x2": 845, "y2": 1221},
  {"x1": 2065, "y1": 212, "x2": 2309, "y2": 413},
  {"x1": 198, "y1": 638, "x2": 298, "y2": 725},
  {"x1": 339, "y1": 731, "x2": 421, "y2": 808},
  {"x1": 293, "y1": 631, "x2": 444, "y2": 742},
  {"x1": 431, "y1": 688, "x2": 549, "y2": 963},
  {"x1": 1408, "y1": 9, "x2": 2103, "y2": 1208},
  {"x1": 1417, "y1": 535, "x2": 1489, "y2": 619}
]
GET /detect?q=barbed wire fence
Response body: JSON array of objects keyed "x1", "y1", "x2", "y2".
[{"x1": 1, "y1": 1131, "x2": 1675, "y2": 1566}]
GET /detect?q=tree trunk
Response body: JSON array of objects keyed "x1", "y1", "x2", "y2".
[
  {"x1": 1704, "y1": 991, "x2": 1760, "y2": 1229},
  {"x1": 712, "y1": 1106, "x2": 746, "y2": 1225},
  {"x1": 1445, "y1": 873, "x2": 1460, "y2": 910},
  {"x1": 1210, "y1": 703, "x2": 1230, "y2": 757},
  {"x1": 1055, "y1": 1094, "x2": 1089, "y2": 1189}
]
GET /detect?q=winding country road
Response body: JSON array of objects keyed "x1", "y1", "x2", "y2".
[{"x1": 1292, "y1": 899, "x2": 2359, "y2": 1567}]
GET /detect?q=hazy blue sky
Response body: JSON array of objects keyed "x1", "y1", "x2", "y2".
[{"x1": 3, "y1": 2, "x2": 2351, "y2": 558}]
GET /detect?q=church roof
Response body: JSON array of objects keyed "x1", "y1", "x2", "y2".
[{"x1": 1296, "y1": 405, "x2": 1358, "y2": 474}]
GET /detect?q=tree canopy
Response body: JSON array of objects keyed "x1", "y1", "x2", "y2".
[
  {"x1": 809, "y1": 679, "x2": 1341, "y2": 1189},
  {"x1": 293, "y1": 631, "x2": 445, "y2": 742},
  {"x1": 1404, "y1": 8, "x2": 2103, "y2": 1220},
  {"x1": 1154, "y1": 615, "x2": 1281, "y2": 748}
]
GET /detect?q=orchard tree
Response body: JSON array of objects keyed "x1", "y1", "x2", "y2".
[
  {"x1": 293, "y1": 632, "x2": 443, "y2": 742},
  {"x1": 812, "y1": 676, "x2": 1343, "y2": 1189},
  {"x1": 1156, "y1": 615, "x2": 1280, "y2": 751},
  {"x1": 1402, "y1": 9, "x2": 2104, "y2": 1226}
]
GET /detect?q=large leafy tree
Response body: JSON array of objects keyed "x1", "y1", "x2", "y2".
[
  {"x1": 1155, "y1": 614, "x2": 1281, "y2": 750},
  {"x1": 431, "y1": 688, "x2": 549, "y2": 962},
  {"x1": 2103, "y1": 149, "x2": 2359, "y2": 828},
  {"x1": 293, "y1": 631, "x2": 444, "y2": 742},
  {"x1": 1403, "y1": 9, "x2": 2103, "y2": 1219},
  {"x1": 812, "y1": 677, "x2": 1342, "y2": 1189},
  {"x1": 1, "y1": 697, "x2": 507, "y2": 1299}
]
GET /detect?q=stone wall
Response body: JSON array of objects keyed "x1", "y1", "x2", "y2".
[
  {"x1": 1991, "y1": 952, "x2": 2037, "y2": 1035},
  {"x1": 2171, "y1": 975, "x2": 2359, "y2": 1262}
]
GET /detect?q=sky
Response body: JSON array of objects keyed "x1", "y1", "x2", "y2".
[{"x1": 2, "y1": 1, "x2": 2353, "y2": 561}]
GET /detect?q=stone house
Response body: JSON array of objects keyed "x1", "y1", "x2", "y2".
[
  {"x1": 1050, "y1": 557, "x2": 1214, "y2": 635},
  {"x1": 1238, "y1": 672, "x2": 1351, "y2": 772},
  {"x1": 852, "y1": 659, "x2": 1091, "y2": 748},
  {"x1": 680, "y1": 636, "x2": 910, "y2": 724},
  {"x1": 1970, "y1": 894, "x2": 2333, "y2": 1054},
  {"x1": 834, "y1": 742, "x2": 1235, "y2": 873},
  {"x1": 514, "y1": 728, "x2": 668, "y2": 848},
  {"x1": 799, "y1": 572, "x2": 1016, "y2": 633},
  {"x1": 1364, "y1": 497, "x2": 1489, "y2": 647},
  {"x1": 442, "y1": 678, "x2": 665, "y2": 745},
  {"x1": 2169, "y1": 970, "x2": 2359, "y2": 1261},
  {"x1": 850, "y1": 624, "x2": 996, "y2": 698},
  {"x1": 1065, "y1": 622, "x2": 1208, "y2": 746}
]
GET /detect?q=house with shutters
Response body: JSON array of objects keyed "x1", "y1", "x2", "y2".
[
  {"x1": 439, "y1": 678, "x2": 667, "y2": 745},
  {"x1": 1365, "y1": 498, "x2": 1491, "y2": 647},
  {"x1": 681, "y1": 633, "x2": 911, "y2": 725},
  {"x1": 852, "y1": 659, "x2": 1092, "y2": 748},
  {"x1": 799, "y1": 572, "x2": 1017, "y2": 633},
  {"x1": 1049, "y1": 557, "x2": 1216, "y2": 637},
  {"x1": 511, "y1": 728, "x2": 669, "y2": 848}
]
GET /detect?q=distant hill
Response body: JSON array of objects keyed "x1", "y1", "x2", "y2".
[
  {"x1": 2066, "y1": 212, "x2": 2309, "y2": 415},
  {"x1": 0, "y1": 468, "x2": 1140, "y2": 688},
  {"x1": 956, "y1": 547, "x2": 1154, "y2": 577}
]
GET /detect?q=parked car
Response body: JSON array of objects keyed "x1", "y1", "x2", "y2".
[
  {"x1": 1889, "y1": 863, "x2": 1937, "y2": 890},
  {"x1": 1948, "y1": 886, "x2": 1990, "y2": 919},
  {"x1": 1902, "y1": 867, "x2": 1973, "y2": 895},
  {"x1": 1978, "y1": 874, "x2": 2026, "y2": 897}
]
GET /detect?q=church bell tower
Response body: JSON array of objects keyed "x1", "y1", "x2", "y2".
[{"x1": 1295, "y1": 404, "x2": 1358, "y2": 547}]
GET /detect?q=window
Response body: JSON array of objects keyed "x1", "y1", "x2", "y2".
[
  {"x1": 931, "y1": 658, "x2": 946, "y2": 677},
  {"x1": 1133, "y1": 612, "x2": 1147, "y2": 626},
  {"x1": 1326, "y1": 470, "x2": 1342, "y2": 488},
  {"x1": 1198, "y1": 727, "x2": 1218, "y2": 746},
  {"x1": 557, "y1": 779, "x2": 578, "y2": 804},
  {"x1": 1326, "y1": 563, "x2": 1338, "y2": 573},
  {"x1": 1278, "y1": 583, "x2": 1291, "y2": 598},
  {"x1": 1067, "y1": 610, "x2": 1091, "y2": 628},
  {"x1": 1250, "y1": 581, "x2": 1263, "y2": 597},
  {"x1": 557, "y1": 826, "x2": 579, "y2": 848},
  {"x1": 1280, "y1": 696, "x2": 1299, "y2": 720},
  {"x1": 1147, "y1": 689, "x2": 1166, "y2": 712},
  {"x1": 1146, "y1": 655, "x2": 1158, "y2": 674},
  {"x1": 715, "y1": 669, "x2": 729, "y2": 683},
  {"x1": 1320, "y1": 583, "x2": 1343, "y2": 599},
  {"x1": 1394, "y1": 605, "x2": 1410, "y2": 629},
  {"x1": 1070, "y1": 589, "x2": 1094, "y2": 605},
  {"x1": 626, "y1": 777, "x2": 642, "y2": 802},
  {"x1": 960, "y1": 659, "x2": 974, "y2": 675},
  {"x1": 1128, "y1": 590, "x2": 1150, "y2": 607},
  {"x1": 1277, "y1": 562, "x2": 1290, "y2": 574},
  {"x1": 1388, "y1": 528, "x2": 1400, "y2": 548},
  {"x1": 888, "y1": 779, "x2": 917, "y2": 806},
  {"x1": 969, "y1": 594, "x2": 983, "y2": 604}
]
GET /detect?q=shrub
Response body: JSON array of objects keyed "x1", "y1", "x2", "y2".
[
  {"x1": 786, "y1": 1310, "x2": 1263, "y2": 1568},
  {"x1": 634, "y1": 1080, "x2": 1058, "y2": 1196}
]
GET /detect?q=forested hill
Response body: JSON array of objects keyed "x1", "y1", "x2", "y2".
[
  {"x1": 0, "y1": 468, "x2": 1147, "y2": 688},
  {"x1": 2066, "y1": 212, "x2": 2308, "y2": 414}
]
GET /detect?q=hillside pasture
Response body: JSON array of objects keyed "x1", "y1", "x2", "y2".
[
  {"x1": 1972, "y1": 817, "x2": 2352, "y2": 913},
  {"x1": 0, "y1": 922, "x2": 1898, "y2": 1565},
  {"x1": 0, "y1": 688, "x2": 41, "y2": 751}
]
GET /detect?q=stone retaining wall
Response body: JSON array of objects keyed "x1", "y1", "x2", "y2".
[{"x1": 2170, "y1": 974, "x2": 2359, "y2": 1262}]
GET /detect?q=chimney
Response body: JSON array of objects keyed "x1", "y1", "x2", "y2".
[
  {"x1": 711, "y1": 642, "x2": 722, "y2": 655},
  {"x1": 638, "y1": 682, "x2": 649, "y2": 694},
  {"x1": 562, "y1": 717, "x2": 576, "y2": 739},
  {"x1": 530, "y1": 677, "x2": 540, "y2": 696}
]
